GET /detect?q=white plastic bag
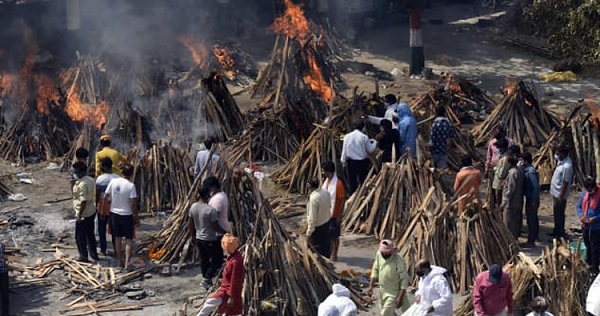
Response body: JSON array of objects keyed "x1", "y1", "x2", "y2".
[{"x1": 401, "y1": 303, "x2": 428, "y2": 316}]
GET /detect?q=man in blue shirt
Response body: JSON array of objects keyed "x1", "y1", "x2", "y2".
[
  {"x1": 521, "y1": 152, "x2": 540, "y2": 247},
  {"x1": 549, "y1": 145, "x2": 573, "y2": 238},
  {"x1": 577, "y1": 177, "x2": 600, "y2": 273},
  {"x1": 429, "y1": 106, "x2": 454, "y2": 169}
]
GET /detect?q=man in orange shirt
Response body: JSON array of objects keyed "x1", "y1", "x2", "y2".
[
  {"x1": 322, "y1": 161, "x2": 345, "y2": 262},
  {"x1": 454, "y1": 156, "x2": 482, "y2": 213}
]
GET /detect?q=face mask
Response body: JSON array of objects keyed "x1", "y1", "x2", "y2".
[
  {"x1": 381, "y1": 253, "x2": 392, "y2": 260},
  {"x1": 554, "y1": 154, "x2": 560, "y2": 161},
  {"x1": 416, "y1": 271, "x2": 426, "y2": 277}
]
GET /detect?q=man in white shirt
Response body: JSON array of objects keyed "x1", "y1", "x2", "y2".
[
  {"x1": 104, "y1": 164, "x2": 138, "y2": 270},
  {"x1": 95, "y1": 157, "x2": 120, "y2": 256},
  {"x1": 414, "y1": 259, "x2": 453, "y2": 316},
  {"x1": 306, "y1": 177, "x2": 332, "y2": 257},
  {"x1": 340, "y1": 120, "x2": 377, "y2": 194},
  {"x1": 367, "y1": 94, "x2": 399, "y2": 129},
  {"x1": 194, "y1": 139, "x2": 220, "y2": 179},
  {"x1": 549, "y1": 144, "x2": 573, "y2": 238}
]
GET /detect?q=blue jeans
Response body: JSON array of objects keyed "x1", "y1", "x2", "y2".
[{"x1": 97, "y1": 213, "x2": 113, "y2": 253}]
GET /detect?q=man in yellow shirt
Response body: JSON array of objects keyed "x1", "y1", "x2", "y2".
[
  {"x1": 95, "y1": 135, "x2": 126, "y2": 177},
  {"x1": 306, "y1": 177, "x2": 332, "y2": 258},
  {"x1": 368, "y1": 240, "x2": 410, "y2": 316},
  {"x1": 72, "y1": 162, "x2": 99, "y2": 262}
]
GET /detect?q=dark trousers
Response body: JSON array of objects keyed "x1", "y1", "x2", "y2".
[
  {"x1": 310, "y1": 222, "x2": 331, "y2": 257},
  {"x1": 347, "y1": 158, "x2": 370, "y2": 194},
  {"x1": 0, "y1": 272, "x2": 8, "y2": 316},
  {"x1": 525, "y1": 199, "x2": 540, "y2": 243},
  {"x1": 197, "y1": 237, "x2": 224, "y2": 280},
  {"x1": 76, "y1": 214, "x2": 98, "y2": 260},
  {"x1": 409, "y1": 46, "x2": 425, "y2": 76},
  {"x1": 584, "y1": 228, "x2": 600, "y2": 271},
  {"x1": 552, "y1": 197, "x2": 567, "y2": 236},
  {"x1": 97, "y1": 213, "x2": 111, "y2": 254}
]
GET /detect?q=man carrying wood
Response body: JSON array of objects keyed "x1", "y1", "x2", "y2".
[
  {"x1": 549, "y1": 144, "x2": 573, "y2": 238},
  {"x1": 72, "y1": 162, "x2": 99, "y2": 263},
  {"x1": 577, "y1": 177, "x2": 600, "y2": 274},
  {"x1": 95, "y1": 135, "x2": 126, "y2": 177},
  {"x1": 104, "y1": 164, "x2": 138, "y2": 270},
  {"x1": 188, "y1": 185, "x2": 226, "y2": 290},
  {"x1": 306, "y1": 177, "x2": 332, "y2": 257},
  {"x1": 521, "y1": 152, "x2": 540, "y2": 248},
  {"x1": 498, "y1": 154, "x2": 524, "y2": 239},
  {"x1": 454, "y1": 155, "x2": 482, "y2": 213},
  {"x1": 196, "y1": 233, "x2": 244, "y2": 316},
  {"x1": 473, "y1": 264, "x2": 514, "y2": 316},
  {"x1": 340, "y1": 121, "x2": 377, "y2": 194},
  {"x1": 96, "y1": 157, "x2": 120, "y2": 256},
  {"x1": 414, "y1": 259, "x2": 453, "y2": 316},
  {"x1": 429, "y1": 105, "x2": 455, "y2": 169},
  {"x1": 322, "y1": 161, "x2": 345, "y2": 262},
  {"x1": 194, "y1": 139, "x2": 220, "y2": 179},
  {"x1": 367, "y1": 240, "x2": 410, "y2": 316}
]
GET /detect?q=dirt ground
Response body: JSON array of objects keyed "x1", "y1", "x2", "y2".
[{"x1": 4, "y1": 2, "x2": 600, "y2": 316}]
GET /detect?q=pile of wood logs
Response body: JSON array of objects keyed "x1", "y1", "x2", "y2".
[
  {"x1": 342, "y1": 156, "x2": 441, "y2": 240},
  {"x1": 438, "y1": 73, "x2": 496, "y2": 123},
  {"x1": 268, "y1": 194, "x2": 306, "y2": 220},
  {"x1": 61, "y1": 123, "x2": 102, "y2": 172},
  {"x1": 59, "y1": 53, "x2": 116, "y2": 108},
  {"x1": 472, "y1": 81, "x2": 558, "y2": 146},
  {"x1": 456, "y1": 241, "x2": 591, "y2": 315}
]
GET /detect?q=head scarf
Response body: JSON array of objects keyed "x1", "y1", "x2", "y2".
[
  {"x1": 379, "y1": 239, "x2": 395, "y2": 255},
  {"x1": 221, "y1": 233, "x2": 240, "y2": 255}
]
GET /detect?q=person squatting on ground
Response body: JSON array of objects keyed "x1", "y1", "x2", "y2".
[
  {"x1": 306, "y1": 177, "x2": 332, "y2": 258},
  {"x1": 577, "y1": 177, "x2": 600, "y2": 274},
  {"x1": 104, "y1": 164, "x2": 138, "y2": 270},
  {"x1": 196, "y1": 233, "x2": 244, "y2": 316},
  {"x1": 414, "y1": 259, "x2": 453, "y2": 316},
  {"x1": 95, "y1": 157, "x2": 120, "y2": 256},
  {"x1": 189, "y1": 185, "x2": 226, "y2": 290},
  {"x1": 367, "y1": 240, "x2": 410, "y2": 316},
  {"x1": 72, "y1": 162, "x2": 99, "y2": 262},
  {"x1": 473, "y1": 264, "x2": 514, "y2": 316},
  {"x1": 317, "y1": 283, "x2": 358, "y2": 316},
  {"x1": 340, "y1": 120, "x2": 377, "y2": 194},
  {"x1": 322, "y1": 162, "x2": 345, "y2": 262},
  {"x1": 521, "y1": 152, "x2": 540, "y2": 247}
]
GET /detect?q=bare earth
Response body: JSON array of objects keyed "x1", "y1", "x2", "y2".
[{"x1": 4, "y1": 2, "x2": 600, "y2": 316}]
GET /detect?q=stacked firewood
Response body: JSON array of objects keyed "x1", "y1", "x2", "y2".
[
  {"x1": 342, "y1": 156, "x2": 441, "y2": 240},
  {"x1": 472, "y1": 81, "x2": 558, "y2": 146},
  {"x1": 268, "y1": 194, "x2": 306, "y2": 220},
  {"x1": 61, "y1": 123, "x2": 102, "y2": 172},
  {"x1": 456, "y1": 241, "x2": 590, "y2": 315},
  {"x1": 438, "y1": 73, "x2": 496, "y2": 123}
]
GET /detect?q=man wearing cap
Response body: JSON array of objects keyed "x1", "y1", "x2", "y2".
[
  {"x1": 306, "y1": 177, "x2": 332, "y2": 257},
  {"x1": 367, "y1": 240, "x2": 410, "y2": 315},
  {"x1": 196, "y1": 233, "x2": 244, "y2": 316},
  {"x1": 473, "y1": 264, "x2": 514, "y2": 316},
  {"x1": 577, "y1": 177, "x2": 600, "y2": 273},
  {"x1": 367, "y1": 94, "x2": 400, "y2": 129},
  {"x1": 95, "y1": 135, "x2": 127, "y2": 177},
  {"x1": 549, "y1": 144, "x2": 573, "y2": 238}
]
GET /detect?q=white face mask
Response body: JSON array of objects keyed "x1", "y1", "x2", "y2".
[
  {"x1": 554, "y1": 154, "x2": 560, "y2": 161},
  {"x1": 531, "y1": 312, "x2": 545, "y2": 316}
]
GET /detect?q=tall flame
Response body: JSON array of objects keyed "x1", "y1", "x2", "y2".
[
  {"x1": 271, "y1": 0, "x2": 311, "y2": 42},
  {"x1": 212, "y1": 45, "x2": 236, "y2": 78},
  {"x1": 304, "y1": 51, "x2": 332, "y2": 102},
  {"x1": 34, "y1": 75, "x2": 59, "y2": 114},
  {"x1": 63, "y1": 81, "x2": 109, "y2": 128},
  {"x1": 179, "y1": 36, "x2": 209, "y2": 67}
]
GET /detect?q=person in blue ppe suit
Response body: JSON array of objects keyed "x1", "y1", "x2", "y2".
[{"x1": 396, "y1": 103, "x2": 418, "y2": 157}]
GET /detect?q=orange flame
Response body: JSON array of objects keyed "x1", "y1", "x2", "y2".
[
  {"x1": 303, "y1": 51, "x2": 332, "y2": 102},
  {"x1": 0, "y1": 73, "x2": 14, "y2": 98},
  {"x1": 179, "y1": 36, "x2": 209, "y2": 67},
  {"x1": 212, "y1": 45, "x2": 236, "y2": 78},
  {"x1": 271, "y1": 0, "x2": 311, "y2": 42},
  {"x1": 64, "y1": 82, "x2": 109, "y2": 128},
  {"x1": 502, "y1": 78, "x2": 518, "y2": 96},
  {"x1": 34, "y1": 75, "x2": 59, "y2": 114}
]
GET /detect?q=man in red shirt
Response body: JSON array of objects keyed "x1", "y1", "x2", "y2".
[
  {"x1": 196, "y1": 233, "x2": 244, "y2": 316},
  {"x1": 473, "y1": 264, "x2": 514, "y2": 316}
]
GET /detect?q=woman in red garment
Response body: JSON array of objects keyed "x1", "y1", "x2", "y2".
[{"x1": 196, "y1": 233, "x2": 244, "y2": 316}]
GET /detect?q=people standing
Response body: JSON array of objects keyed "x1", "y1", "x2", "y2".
[
  {"x1": 397, "y1": 103, "x2": 418, "y2": 157},
  {"x1": 367, "y1": 240, "x2": 410, "y2": 316},
  {"x1": 414, "y1": 260, "x2": 453, "y2": 316},
  {"x1": 70, "y1": 147, "x2": 89, "y2": 188},
  {"x1": 72, "y1": 162, "x2": 99, "y2": 262},
  {"x1": 486, "y1": 128, "x2": 513, "y2": 207},
  {"x1": 549, "y1": 144, "x2": 573, "y2": 238},
  {"x1": 521, "y1": 152, "x2": 540, "y2": 247},
  {"x1": 491, "y1": 138, "x2": 509, "y2": 208},
  {"x1": 196, "y1": 233, "x2": 244, "y2": 316},
  {"x1": 577, "y1": 177, "x2": 600, "y2": 274},
  {"x1": 375, "y1": 119, "x2": 400, "y2": 163},
  {"x1": 203, "y1": 176, "x2": 230, "y2": 237},
  {"x1": 194, "y1": 139, "x2": 220, "y2": 179},
  {"x1": 322, "y1": 162, "x2": 345, "y2": 262},
  {"x1": 0, "y1": 242, "x2": 9, "y2": 316},
  {"x1": 499, "y1": 155, "x2": 524, "y2": 239},
  {"x1": 525, "y1": 296, "x2": 554, "y2": 316},
  {"x1": 368, "y1": 94, "x2": 400, "y2": 129},
  {"x1": 95, "y1": 135, "x2": 126, "y2": 177},
  {"x1": 429, "y1": 106, "x2": 455, "y2": 169},
  {"x1": 104, "y1": 164, "x2": 138, "y2": 270},
  {"x1": 340, "y1": 121, "x2": 377, "y2": 194},
  {"x1": 95, "y1": 157, "x2": 120, "y2": 256},
  {"x1": 189, "y1": 186, "x2": 226, "y2": 289},
  {"x1": 318, "y1": 283, "x2": 358, "y2": 316},
  {"x1": 473, "y1": 264, "x2": 514, "y2": 316},
  {"x1": 454, "y1": 156, "x2": 482, "y2": 213},
  {"x1": 306, "y1": 177, "x2": 332, "y2": 257}
]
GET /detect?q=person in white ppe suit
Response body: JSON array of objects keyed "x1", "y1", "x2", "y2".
[
  {"x1": 318, "y1": 283, "x2": 358, "y2": 316},
  {"x1": 587, "y1": 273, "x2": 600, "y2": 316},
  {"x1": 414, "y1": 260, "x2": 453, "y2": 316}
]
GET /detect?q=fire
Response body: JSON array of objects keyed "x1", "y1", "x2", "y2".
[
  {"x1": 34, "y1": 75, "x2": 59, "y2": 114},
  {"x1": 64, "y1": 82, "x2": 109, "y2": 128},
  {"x1": 0, "y1": 73, "x2": 14, "y2": 98},
  {"x1": 271, "y1": 0, "x2": 311, "y2": 42},
  {"x1": 179, "y1": 36, "x2": 209, "y2": 67},
  {"x1": 303, "y1": 51, "x2": 332, "y2": 102},
  {"x1": 502, "y1": 78, "x2": 518, "y2": 96},
  {"x1": 212, "y1": 45, "x2": 236, "y2": 78}
]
